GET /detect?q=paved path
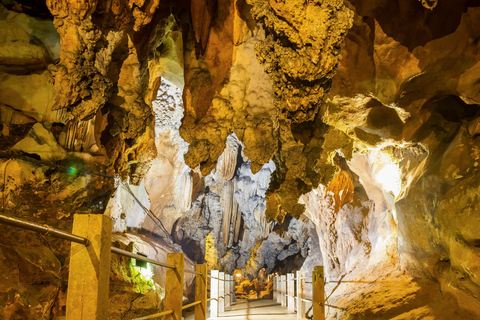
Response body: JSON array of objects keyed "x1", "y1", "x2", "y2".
[{"x1": 185, "y1": 299, "x2": 297, "y2": 320}]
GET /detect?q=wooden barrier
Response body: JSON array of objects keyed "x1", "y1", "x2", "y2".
[
  {"x1": 66, "y1": 214, "x2": 112, "y2": 320},
  {"x1": 165, "y1": 253, "x2": 184, "y2": 320},
  {"x1": 313, "y1": 266, "x2": 325, "y2": 320},
  {"x1": 0, "y1": 213, "x2": 235, "y2": 320},
  {"x1": 195, "y1": 264, "x2": 207, "y2": 320}
]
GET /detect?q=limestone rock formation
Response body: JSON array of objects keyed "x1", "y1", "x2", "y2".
[
  {"x1": 296, "y1": 1, "x2": 480, "y2": 318},
  {"x1": 180, "y1": 0, "x2": 355, "y2": 222}
]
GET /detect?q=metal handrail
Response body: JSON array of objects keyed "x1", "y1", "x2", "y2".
[
  {"x1": 0, "y1": 214, "x2": 238, "y2": 319},
  {"x1": 132, "y1": 309, "x2": 173, "y2": 320},
  {"x1": 111, "y1": 247, "x2": 175, "y2": 269},
  {"x1": 185, "y1": 269, "x2": 202, "y2": 275},
  {"x1": 182, "y1": 300, "x2": 201, "y2": 310},
  {"x1": 0, "y1": 214, "x2": 90, "y2": 245},
  {"x1": 207, "y1": 275, "x2": 236, "y2": 281}
]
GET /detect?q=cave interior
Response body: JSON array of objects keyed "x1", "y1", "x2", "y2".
[{"x1": 1, "y1": 0, "x2": 480, "y2": 318}]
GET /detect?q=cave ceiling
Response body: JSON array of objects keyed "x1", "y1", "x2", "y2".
[{"x1": 2, "y1": 0, "x2": 479, "y2": 224}]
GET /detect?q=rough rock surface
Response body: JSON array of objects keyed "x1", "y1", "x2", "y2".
[
  {"x1": 296, "y1": 2, "x2": 480, "y2": 319},
  {"x1": 180, "y1": 0, "x2": 356, "y2": 223}
]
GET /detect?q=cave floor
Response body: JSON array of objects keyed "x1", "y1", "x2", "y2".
[{"x1": 184, "y1": 299, "x2": 297, "y2": 320}]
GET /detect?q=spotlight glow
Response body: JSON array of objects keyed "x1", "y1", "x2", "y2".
[
  {"x1": 376, "y1": 162, "x2": 401, "y2": 197},
  {"x1": 138, "y1": 263, "x2": 154, "y2": 279}
]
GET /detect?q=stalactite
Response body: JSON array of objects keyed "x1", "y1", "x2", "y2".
[
  {"x1": 229, "y1": 179, "x2": 241, "y2": 245},
  {"x1": 174, "y1": 169, "x2": 193, "y2": 212},
  {"x1": 222, "y1": 180, "x2": 234, "y2": 247},
  {"x1": 217, "y1": 135, "x2": 239, "y2": 181},
  {"x1": 58, "y1": 119, "x2": 95, "y2": 151}
]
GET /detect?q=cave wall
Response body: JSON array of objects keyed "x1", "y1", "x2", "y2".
[{"x1": 297, "y1": 1, "x2": 480, "y2": 319}]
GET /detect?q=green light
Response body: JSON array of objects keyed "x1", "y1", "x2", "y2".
[
  {"x1": 138, "y1": 263, "x2": 154, "y2": 279},
  {"x1": 132, "y1": 254, "x2": 156, "y2": 292},
  {"x1": 67, "y1": 167, "x2": 77, "y2": 174}
]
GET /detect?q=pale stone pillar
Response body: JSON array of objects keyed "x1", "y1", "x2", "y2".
[
  {"x1": 165, "y1": 253, "x2": 184, "y2": 320},
  {"x1": 195, "y1": 264, "x2": 207, "y2": 320},
  {"x1": 210, "y1": 270, "x2": 219, "y2": 318},
  {"x1": 296, "y1": 271, "x2": 305, "y2": 319},
  {"x1": 281, "y1": 275, "x2": 287, "y2": 307},
  {"x1": 219, "y1": 272, "x2": 225, "y2": 313},
  {"x1": 66, "y1": 214, "x2": 112, "y2": 320},
  {"x1": 288, "y1": 273, "x2": 295, "y2": 312},
  {"x1": 313, "y1": 266, "x2": 325, "y2": 320}
]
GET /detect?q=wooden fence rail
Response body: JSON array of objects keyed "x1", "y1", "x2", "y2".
[{"x1": 0, "y1": 213, "x2": 236, "y2": 320}]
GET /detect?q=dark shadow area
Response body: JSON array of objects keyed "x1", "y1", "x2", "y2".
[{"x1": 349, "y1": 0, "x2": 480, "y2": 51}]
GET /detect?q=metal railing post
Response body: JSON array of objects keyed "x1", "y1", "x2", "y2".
[
  {"x1": 66, "y1": 214, "x2": 112, "y2": 320},
  {"x1": 165, "y1": 253, "x2": 184, "y2": 320},
  {"x1": 232, "y1": 275, "x2": 237, "y2": 304},
  {"x1": 313, "y1": 266, "x2": 325, "y2": 320},
  {"x1": 210, "y1": 270, "x2": 219, "y2": 318},
  {"x1": 219, "y1": 272, "x2": 225, "y2": 313},
  {"x1": 273, "y1": 277, "x2": 277, "y2": 301},
  {"x1": 278, "y1": 276, "x2": 281, "y2": 304},
  {"x1": 296, "y1": 271, "x2": 305, "y2": 319},
  {"x1": 229, "y1": 275, "x2": 234, "y2": 305},
  {"x1": 288, "y1": 273, "x2": 295, "y2": 312},
  {"x1": 195, "y1": 264, "x2": 207, "y2": 320},
  {"x1": 225, "y1": 274, "x2": 231, "y2": 308}
]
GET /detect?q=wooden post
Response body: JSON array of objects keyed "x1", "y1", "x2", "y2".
[
  {"x1": 219, "y1": 272, "x2": 225, "y2": 313},
  {"x1": 165, "y1": 253, "x2": 184, "y2": 320},
  {"x1": 66, "y1": 214, "x2": 112, "y2": 320},
  {"x1": 281, "y1": 275, "x2": 286, "y2": 307},
  {"x1": 287, "y1": 273, "x2": 295, "y2": 312},
  {"x1": 195, "y1": 264, "x2": 207, "y2": 320},
  {"x1": 296, "y1": 271, "x2": 305, "y2": 319},
  {"x1": 210, "y1": 270, "x2": 219, "y2": 318},
  {"x1": 313, "y1": 266, "x2": 325, "y2": 320},
  {"x1": 225, "y1": 275, "x2": 231, "y2": 309}
]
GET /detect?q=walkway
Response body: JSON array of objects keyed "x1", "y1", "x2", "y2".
[{"x1": 185, "y1": 299, "x2": 297, "y2": 320}]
